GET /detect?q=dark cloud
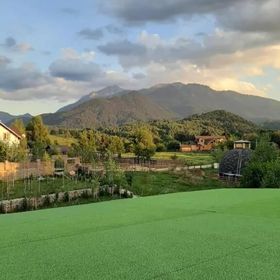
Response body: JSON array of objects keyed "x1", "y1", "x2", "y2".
[
  {"x1": 60, "y1": 8, "x2": 79, "y2": 15},
  {"x1": 49, "y1": 59, "x2": 104, "y2": 81},
  {"x1": 0, "y1": 56, "x2": 11, "y2": 65},
  {"x1": 100, "y1": 0, "x2": 245, "y2": 24},
  {"x1": 41, "y1": 51, "x2": 51, "y2": 56},
  {"x1": 98, "y1": 40, "x2": 146, "y2": 56},
  {"x1": 78, "y1": 28, "x2": 104, "y2": 40},
  {"x1": 105, "y1": 24, "x2": 124, "y2": 35},
  {"x1": 1, "y1": 36, "x2": 33, "y2": 53},
  {"x1": 0, "y1": 63, "x2": 48, "y2": 91},
  {"x1": 100, "y1": 0, "x2": 279, "y2": 37},
  {"x1": 133, "y1": 72, "x2": 146, "y2": 80},
  {"x1": 217, "y1": 0, "x2": 280, "y2": 33},
  {"x1": 4, "y1": 37, "x2": 16, "y2": 47}
]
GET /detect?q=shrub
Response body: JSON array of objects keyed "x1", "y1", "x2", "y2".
[
  {"x1": 241, "y1": 161, "x2": 265, "y2": 188},
  {"x1": 0, "y1": 202, "x2": 5, "y2": 214},
  {"x1": 63, "y1": 192, "x2": 70, "y2": 202},
  {"x1": 20, "y1": 197, "x2": 31, "y2": 212},
  {"x1": 43, "y1": 195, "x2": 51, "y2": 207},
  {"x1": 170, "y1": 153, "x2": 178, "y2": 161},
  {"x1": 81, "y1": 190, "x2": 91, "y2": 199},
  {"x1": 262, "y1": 161, "x2": 280, "y2": 188}
]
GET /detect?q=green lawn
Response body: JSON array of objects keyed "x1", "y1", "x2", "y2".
[
  {"x1": 129, "y1": 170, "x2": 223, "y2": 196},
  {"x1": 49, "y1": 134, "x2": 77, "y2": 146},
  {"x1": 122, "y1": 152, "x2": 215, "y2": 165},
  {"x1": 1, "y1": 189, "x2": 280, "y2": 279}
]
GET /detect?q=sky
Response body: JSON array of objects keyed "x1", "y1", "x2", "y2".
[{"x1": 0, "y1": 0, "x2": 280, "y2": 115}]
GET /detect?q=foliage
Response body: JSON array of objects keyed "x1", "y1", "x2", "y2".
[
  {"x1": 241, "y1": 138, "x2": 280, "y2": 188},
  {"x1": 26, "y1": 116, "x2": 50, "y2": 160},
  {"x1": 133, "y1": 127, "x2": 156, "y2": 160}
]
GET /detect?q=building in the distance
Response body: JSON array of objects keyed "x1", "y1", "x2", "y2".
[
  {"x1": 180, "y1": 135, "x2": 226, "y2": 152},
  {"x1": 0, "y1": 121, "x2": 22, "y2": 146},
  {"x1": 234, "y1": 140, "x2": 251, "y2": 150}
]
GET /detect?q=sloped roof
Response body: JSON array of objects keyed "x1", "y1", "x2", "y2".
[
  {"x1": 195, "y1": 135, "x2": 226, "y2": 140},
  {"x1": 0, "y1": 121, "x2": 22, "y2": 139}
]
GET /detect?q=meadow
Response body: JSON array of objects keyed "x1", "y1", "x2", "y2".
[
  {"x1": 123, "y1": 151, "x2": 215, "y2": 165},
  {"x1": 0, "y1": 189, "x2": 279, "y2": 279}
]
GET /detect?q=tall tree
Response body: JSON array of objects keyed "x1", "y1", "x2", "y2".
[
  {"x1": 133, "y1": 127, "x2": 156, "y2": 160},
  {"x1": 26, "y1": 116, "x2": 50, "y2": 159},
  {"x1": 10, "y1": 119, "x2": 28, "y2": 161}
]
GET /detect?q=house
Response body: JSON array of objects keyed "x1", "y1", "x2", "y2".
[
  {"x1": 180, "y1": 135, "x2": 226, "y2": 152},
  {"x1": 0, "y1": 121, "x2": 22, "y2": 146},
  {"x1": 234, "y1": 140, "x2": 251, "y2": 150},
  {"x1": 195, "y1": 136, "x2": 226, "y2": 151}
]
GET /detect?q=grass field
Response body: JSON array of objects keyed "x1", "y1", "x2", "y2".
[
  {"x1": 49, "y1": 134, "x2": 77, "y2": 146},
  {"x1": 123, "y1": 152, "x2": 215, "y2": 165},
  {"x1": 1, "y1": 189, "x2": 280, "y2": 279}
]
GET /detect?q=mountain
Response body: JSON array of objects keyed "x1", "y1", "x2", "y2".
[
  {"x1": 57, "y1": 85, "x2": 127, "y2": 112},
  {"x1": 42, "y1": 82, "x2": 280, "y2": 128},
  {"x1": 42, "y1": 92, "x2": 174, "y2": 128},
  {"x1": 0, "y1": 112, "x2": 32, "y2": 125},
  {"x1": 140, "y1": 83, "x2": 280, "y2": 121}
]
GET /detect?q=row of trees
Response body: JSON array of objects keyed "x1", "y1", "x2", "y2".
[
  {"x1": 1, "y1": 116, "x2": 158, "y2": 163},
  {"x1": 70, "y1": 126, "x2": 156, "y2": 163}
]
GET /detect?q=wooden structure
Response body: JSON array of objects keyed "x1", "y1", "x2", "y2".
[
  {"x1": 234, "y1": 140, "x2": 251, "y2": 150},
  {"x1": 180, "y1": 135, "x2": 226, "y2": 152}
]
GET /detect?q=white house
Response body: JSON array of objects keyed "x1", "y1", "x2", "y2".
[{"x1": 0, "y1": 121, "x2": 22, "y2": 146}]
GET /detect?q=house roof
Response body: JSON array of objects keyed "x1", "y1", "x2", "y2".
[
  {"x1": 0, "y1": 121, "x2": 22, "y2": 139},
  {"x1": 195, "y1": 135, "x2": 226, "y2": 140},
  {"x1": 234, "y1": 140, "x2": 251, "y2": 143}
]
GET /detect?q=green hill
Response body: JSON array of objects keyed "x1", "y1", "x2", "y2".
[{"x1": 1, "y1": 189, "x2": 280, "y2": 279}]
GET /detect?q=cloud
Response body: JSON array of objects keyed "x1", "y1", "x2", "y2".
[
  {"x1": 105, "y1": 24, "x2": 124, "y2": 35},
  {"x1": 1, "y1": 36, "x2": 33, "y2": 53},
  {"x1": 60, "y1": 8, "x2": 79, "y2": 15},
  {"x1": 99, "y1": 0, "x2": 245, "y2": 24},
  {"x1": 49, "y1": 59, "x2": 104, "y2": 81},
  {"x1": 78, "y1": 28, "x2": 104, "y2": 40},
  {"x1": 98, "y1": 39, "x2": 146, "y2": 56},
  {"x1": 0, "y1": 56, "x2": 11, "y2": 65},
  {"x1": 0, "y1": 63, "x2": 49, "y2": 91}
]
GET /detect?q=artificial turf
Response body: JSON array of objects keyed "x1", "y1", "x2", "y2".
[{"x1": 0, "y1": 189, "x2": 280, "y2": 279}]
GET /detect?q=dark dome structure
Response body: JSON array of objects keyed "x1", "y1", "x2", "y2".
[{"x1": 219, "y1": 149, "x2": 252, "y2": 176}]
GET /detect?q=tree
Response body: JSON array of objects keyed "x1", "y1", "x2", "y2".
[
  {"x1": 10, "y1": 119, "x2": 28, "y2": 161},
  {"x1": 27, "y1": 116, "x2": 50, "y2": 159},
  {"x1": 241, "y1": 138, "x2": 280, "y2": 188},
  {"x1": 133, "y1": 127, "x2": 156, "y2": 160},
  {"x1": 107, "y1": 136, "x2": 124, "y2": 157},
  {"x1": 0, "y1": 142, "x2": 7, "y2": 162},
  {"x1": 74, "y1": 130, "x2": 97, "y2": 163}
]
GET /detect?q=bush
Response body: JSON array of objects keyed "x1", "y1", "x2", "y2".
[
  {"x1": 167, "y1": 140, "x2": 180, "y2": 151},
  {"x1": 43, "y1": 195, "x2": 51, "y2": 207},
  {"x1": 262, "y1": 161, "x2": 280, "y2": 188},
  {"x1": 81, "y1": 190, "x2": 91, "y2": 199},
  {"x1": 21, "y1": 197, "x2": 31, "y2": 212},
  {"x1": 63, "y1": 192, "x2": 70, "y2": 202},
  {"x1": 241, "y1": 161, "x2": 265, "y2": 188},
  {"x1": 0, "y1": 202, "x2": 5, "y2": 214}
]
